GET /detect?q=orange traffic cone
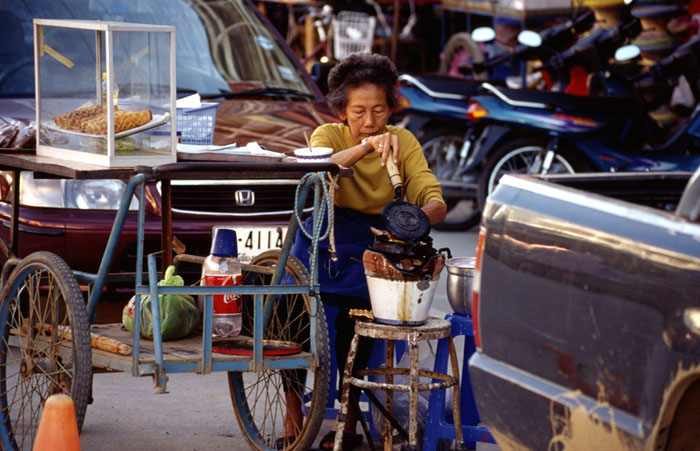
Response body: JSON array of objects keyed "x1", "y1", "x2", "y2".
[{"x1": 32, "y1": 394, "x2": 80, "y2": 451}]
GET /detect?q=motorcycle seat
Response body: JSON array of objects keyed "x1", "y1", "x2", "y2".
[{"x1": 488, "y1": 86, "x2": 637, "y2": 116}]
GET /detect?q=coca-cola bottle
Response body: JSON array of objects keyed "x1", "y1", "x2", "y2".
[{"x1": 200, "y1": 228, "x2": 242, "y2": 337}]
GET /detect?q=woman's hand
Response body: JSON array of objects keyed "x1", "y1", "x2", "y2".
[
  {"x1": 364, "y1": 133, "x2": 399, "y2": 166},
  {"x1": 331, "y1": 132, "x2": 400, "y2": 168}
]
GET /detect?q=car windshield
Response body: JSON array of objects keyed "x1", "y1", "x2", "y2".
[{"x1": 0, "y1": 0, "x2": 315, "y2": 98}]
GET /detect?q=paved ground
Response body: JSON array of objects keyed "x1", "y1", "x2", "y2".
[
  {"x1": 81, "y1": 369, "x2": 498, "y2": 450},
  {"x1": 76, "y1": 230, "x2": 498, "y2": 450}
]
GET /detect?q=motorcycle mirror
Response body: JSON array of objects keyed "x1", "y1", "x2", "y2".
[
  {"x1": 517, "y1": 30, "x2": 542, "y2": 48},
  {"x1": 472, "y1": 27, "x2": 496, "y2": 43},
  {"x1": 615, "y1": 44, "x2": 641, "y2": 62}
]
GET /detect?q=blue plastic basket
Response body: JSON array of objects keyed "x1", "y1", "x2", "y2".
[{"x1": 157, "y1": 102, "x2": 219, "y2": 145}]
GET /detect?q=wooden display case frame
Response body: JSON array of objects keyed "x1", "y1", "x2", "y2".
[{"x1": 34, "y1": 19, "x2": 177, "y2": 168}]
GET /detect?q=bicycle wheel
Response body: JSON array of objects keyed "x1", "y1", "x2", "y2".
[
  {"x1": 0, "y1": 252, "x2": 92, "y2": 451},
  {"x1": 229, "y1": 250, "x2": 329, "y2": 451}
]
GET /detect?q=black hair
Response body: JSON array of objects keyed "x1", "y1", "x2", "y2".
[{"x1": 326, "y1": 53, "x2": 399, "y2": 115}]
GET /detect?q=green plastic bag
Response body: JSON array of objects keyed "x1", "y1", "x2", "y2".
[{"x1": 122, "y1": 266, "x2": 200, "y2": 340}]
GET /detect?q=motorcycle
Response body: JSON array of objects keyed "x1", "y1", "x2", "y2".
[
  {"x1": 392, "y1": 11, "x2": 596, "y2": 229},
  {"x1": 464, "y1": 32, "x2": 700, "y2": 211}
]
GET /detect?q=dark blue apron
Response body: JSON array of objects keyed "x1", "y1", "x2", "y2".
[{"x1": 290, "y1": 207, "x2": 383, "y2": 304}]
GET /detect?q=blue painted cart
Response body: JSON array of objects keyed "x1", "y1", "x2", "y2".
[{"x1": 0, "y1": 154, "x2": 338, "y2": 450}]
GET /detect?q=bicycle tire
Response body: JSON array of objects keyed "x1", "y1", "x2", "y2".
[
  {"x1": 0, "y1": 251, "x2": 92, "y2": 451},
  {"x1": 229, "y1": 250, "x2": 330, "y2": 451}
]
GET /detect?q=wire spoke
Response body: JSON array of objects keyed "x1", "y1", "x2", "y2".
[
  {"x1": 0, "y1": 260, "x2": 81, "y2": 450},
  {"x1": 232, "y1": 251, "x2": 326, "y2": 450}
]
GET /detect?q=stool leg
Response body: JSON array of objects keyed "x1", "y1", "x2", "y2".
[
  {"x1": 384, "y1": 339, "x2": 394, "y2": 451},
  {"x1": 423, "y1": 336, "x2": 449, "y2": 451},
  {"x1": 448, "y1": 336, "x2": 466, "y2": 449},
  {"x1": 407, "y1": 332, "x2": 419, "y2": 450},
  {"x1": 335, "y1": 333, "x2": 360, "y2": 451}
]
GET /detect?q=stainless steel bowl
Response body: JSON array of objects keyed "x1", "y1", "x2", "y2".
[{"x1": 446, "y1": 257, "x2": 476, "y2": 315}]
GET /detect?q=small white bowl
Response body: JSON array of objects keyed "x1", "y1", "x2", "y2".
[{"x1": 293, "y1": 147, "x2": 333, "y2": 163}]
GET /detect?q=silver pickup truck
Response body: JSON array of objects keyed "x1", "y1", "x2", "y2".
[{"x1": 468, "y1": 168, "x2": 700, "y2": 450}]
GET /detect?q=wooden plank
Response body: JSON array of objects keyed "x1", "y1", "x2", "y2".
[
  {"x1": 0, "y1": 151, "x2": 346, "y2": 180},
  {"x1": 92, "y1": 323, "x2": 220, "y2": 364},
  {"x1": 153, "y1": 160, "x2": 343, "y2": 180},
  {"x1": 0, "y1": 152, "x2": 136, "y2": 180},
  {"x1": 90, "y1": 323, "x2": 311, "y2": 366},
  {"x1": 47, "y1": 325, "x2": 132, "y2": 355}
]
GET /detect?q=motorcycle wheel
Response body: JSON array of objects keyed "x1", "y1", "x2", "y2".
[
  {"x1": 420, "y1": 128, "x2": 481, "y2": 231},
  {"x1": 477, "y1": 138, "x2": 588, "y2": 210},
  {"x1": 438, "y1": 32, "x2": 486, "y2": 80}
]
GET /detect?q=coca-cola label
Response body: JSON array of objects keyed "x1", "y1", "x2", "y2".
[{"x1": 205, "y1": 273, "x2": 242, "y2": 314}]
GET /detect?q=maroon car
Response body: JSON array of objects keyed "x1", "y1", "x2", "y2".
[{"x1": 0, "y1": 0, "x2": 338, "y2": 299}]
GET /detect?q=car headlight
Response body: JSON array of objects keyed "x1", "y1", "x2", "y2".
[{"x1": 19, "y1": 173, "x2": 138, "y2": 210}]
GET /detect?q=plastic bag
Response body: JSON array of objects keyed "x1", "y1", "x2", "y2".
[
  {"x1": 369, "y1": 340, "x2": 452, "y2": 448},
  {"x1": 123, "y1": 265, "x2": 200, "y2": 341}
]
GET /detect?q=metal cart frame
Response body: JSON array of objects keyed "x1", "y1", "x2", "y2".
[{"x1": 0, "y1": 152, "x2": 338, "y2": 450}]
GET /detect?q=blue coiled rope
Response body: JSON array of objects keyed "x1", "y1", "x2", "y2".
[{"x1": 293, "y1": 172, "x2": 336, "y2": 289}]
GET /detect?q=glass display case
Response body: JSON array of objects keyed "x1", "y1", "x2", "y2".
[{"x1": 34, "y1": 19, "x2": 176, "y2": 167}]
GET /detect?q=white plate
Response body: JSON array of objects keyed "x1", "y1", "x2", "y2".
[{"x1": 46, "y1": 112, "x2": 170, "y2": 139}]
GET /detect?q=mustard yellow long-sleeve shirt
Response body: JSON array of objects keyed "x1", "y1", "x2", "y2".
[{"x1": 310, "y1": 123, "x2": 445, "y2": 215}]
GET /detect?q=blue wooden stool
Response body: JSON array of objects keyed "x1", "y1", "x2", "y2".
[{"x1": 423, "y1": 313, "x2": 497, "y2": 450}]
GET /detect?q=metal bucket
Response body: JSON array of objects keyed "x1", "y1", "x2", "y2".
[
  {"x1": 362, "y1": 249, "x2": 444, "y2": 325},
  {"x1": 365, "y1": 271, "x2": 440, "y2": 325},
  {"x1": 446, "y1": 257, "x2": 476, "y2": 316}
]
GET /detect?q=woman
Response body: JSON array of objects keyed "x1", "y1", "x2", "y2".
[{"x1": 285, "y1": 53, "x2": 446, "y2": 450}]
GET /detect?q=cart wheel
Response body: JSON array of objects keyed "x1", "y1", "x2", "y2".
[
  {"x1": 0, "y1": 252, "x2": 92, "y2": 450},
  {"x1": 230, "y1": 250, "x2": 330, "y2": 451}
]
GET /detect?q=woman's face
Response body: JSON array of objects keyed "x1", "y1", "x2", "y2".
[{"x1": 339, "y1": 84, "x2": 391, "y2": 143}]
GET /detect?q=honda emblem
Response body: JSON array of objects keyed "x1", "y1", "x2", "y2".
[{"x1": 235, "y1": 189, "x2": 255, "y2": 206}]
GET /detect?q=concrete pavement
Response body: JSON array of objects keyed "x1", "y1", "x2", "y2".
[
  {"x1": 78, "y1": 230, "x2": 497, "y2": 450},
  {"x1": 81, "y1": 370, "x2": 498, "y2": 450}
]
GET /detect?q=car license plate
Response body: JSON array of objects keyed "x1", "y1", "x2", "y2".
[{"x1": 214, "y1": 226, "x2": 288, "y2": 262}]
